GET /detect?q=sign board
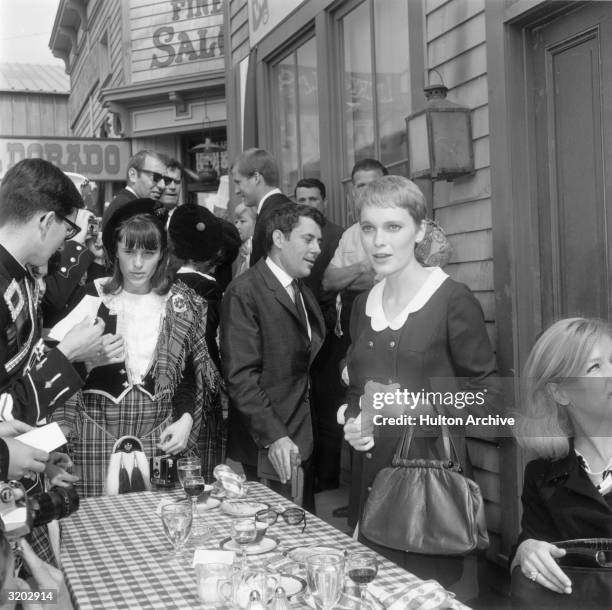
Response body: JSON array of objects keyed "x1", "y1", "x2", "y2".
[
  {"x1": 129, "y1": 0, "x2": 224, "y2": 84},
  {"x1": 248, "y1": 0, "x2": 305, "y2": 46},
  {"x1": 0, "y1": 137, "x2": 131, "y2": 181}
]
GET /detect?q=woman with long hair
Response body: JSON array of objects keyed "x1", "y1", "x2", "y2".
[{"x1": 52, "y1": 199, "x2": 221, "y2": 496}]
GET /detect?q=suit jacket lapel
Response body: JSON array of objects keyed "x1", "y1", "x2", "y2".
[{"x1": 256, "y1": 260, "x2": 304, "y2": 327}]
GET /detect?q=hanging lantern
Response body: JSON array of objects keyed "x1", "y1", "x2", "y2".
[{"x1": 406, "y1": 84, "x2": 474, "y2": 181}]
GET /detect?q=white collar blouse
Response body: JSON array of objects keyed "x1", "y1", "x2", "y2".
[{"x1": 365, "y1": 266, "x2": 449, "y2": 331}]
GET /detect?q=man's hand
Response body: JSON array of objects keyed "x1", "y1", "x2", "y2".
[
  {"x1": 44, "y1": 452, "x2": 79, "y2": 487},
  {"x1": 87, "y1": 334, "x2": 124, "y2": 368},
  {"x1": 0, "y1": 419, "x2": 33, "y2": 438},
  {"x1": 343, "y1": 417, "x2": 375, "y2": 452},
  {"x1": 268, "y1": 436, "x2": 299, "y2": 484},
  {"x1": 158, "y1": 414, "x2": 193, "y2": 455},
  {"x1": 4, "y1": 438, "x2": 49, "y2": 479},
  {"x1": 72, "y1": 208, "x2": 95, "y2": 245},
  {"x1": 57, "y1": 316, "x2": 104, "y2": 362}
]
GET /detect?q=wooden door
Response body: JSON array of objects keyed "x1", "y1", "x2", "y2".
[{"x1": 529, "y1": 3, "x2": 612, "y2": 324}]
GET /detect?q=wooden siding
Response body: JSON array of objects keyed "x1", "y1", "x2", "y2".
[
  {"x1": 0, "y1": 92, "x2": 69, "y2": 136},
  {"x1": 229, "y1": 0, "x2": 250, "y2": 62},
  {"x1": 425, "y1": 0, "x2": 503, "y2": 563},
  {"x1": 70, "y1": 0, "x2": 126, "y2": 136}
]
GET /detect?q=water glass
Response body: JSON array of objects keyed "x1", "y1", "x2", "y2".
[
  {"x1": 231, "y1": 516, "x2": 257, "y2": 572},
  {"x1": 160, "y1": 502, "x2": 192, "y2": 562},
  {"x1": 306, "y1": 553, "x2": 345, "y2": 609}
]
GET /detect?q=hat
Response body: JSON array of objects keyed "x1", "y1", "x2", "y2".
[
  {"x1": 168, "y1": 203, "x2": 223, "y2": 262},
  {"x1": 102, "y1": 198, "x2": 167, "y2": 264}
]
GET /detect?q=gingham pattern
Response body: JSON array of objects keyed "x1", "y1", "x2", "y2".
[{"x1": 60, "y1": 483, "x2": 468, "y2": 609}]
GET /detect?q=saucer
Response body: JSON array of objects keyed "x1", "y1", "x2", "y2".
[
  {"x1": 284, "y1": 545, "x2": 344, "y2": 565},
  {"x1": 194, "y1": 497, "x2": 221, "y2": 513},
  {"x1": 220, "y1": 500, "x2": 268, "y2": 517},
  {"x1": 220, "y1": 536, "x2": 279, "y2": 555}
]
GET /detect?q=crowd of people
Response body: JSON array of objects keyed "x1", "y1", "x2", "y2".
[{"x1": 0, "y1": 148, "x2": 610, "y2": 608}]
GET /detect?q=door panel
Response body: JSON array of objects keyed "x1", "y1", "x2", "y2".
[{"x1": 530, "y1": 4, "x2": 612, "y2": 323}]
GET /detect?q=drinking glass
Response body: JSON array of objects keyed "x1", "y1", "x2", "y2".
[
  {"x1": 177, "y1": 457, "x2": 201, "y2": 490},
  {"x1": 160, "y1": 502, "x2": 192, "y2": 562},
  {"x1": 230, "y1": 516, "x2": 257, "y2": 573},
  {"x1": 184, "y1": 475, "x2": 207, "y2": 535},
  {"x1": 347, "y1": 551, "x2": 378, "y2": 609},
  {"x1": 306, "y1": 553, "x2": 345, "y2": 610}
]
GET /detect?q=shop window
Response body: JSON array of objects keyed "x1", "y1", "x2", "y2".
[
  {"x1": 273, "y1": 36, "x2": 320, "y2": 195},
  {"x1": 339, "y1": 0, "x2": 410, "y2": 175}
]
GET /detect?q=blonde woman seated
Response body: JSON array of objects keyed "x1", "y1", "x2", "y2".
[{"x1": 511, "y1": 317, "x2": 612, "y2": 597}]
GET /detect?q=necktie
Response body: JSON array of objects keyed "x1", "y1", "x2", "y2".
[{"x1": 291, "y1": 280, "x2": 308, "y2": 329}]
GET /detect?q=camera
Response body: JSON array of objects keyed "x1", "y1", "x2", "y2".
[
  {"x1": 86, "y1": 216, "x2": 102, "y2": 239},
  {"x1": 150, "y1": 455, "x2": 178, "y2": 487},
  {"x1": 0, "y1": 481, "x2": 79, "y2": 541}
]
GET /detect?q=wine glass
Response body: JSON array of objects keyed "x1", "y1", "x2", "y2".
[
  {"x1": 177, "y1": 457, "x2": 201, "y2": 491},
  {"x1": 347, "y1": 551, "x2": 378, "y2": 609},
  {"x1": 160, "y1": 503, "x2": 192, "y2": 563},
  {"x1": 184, "y1": 475, "x2": 210, "y2": 537},
  {"x1": 230, "y1": 516, "x2": 257, "y2": 573},
  {"x1": 306, "y1": 553, "x2": 345, "y2": 610}
]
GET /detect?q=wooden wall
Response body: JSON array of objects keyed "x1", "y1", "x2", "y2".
[
  {"x1": 0, "y1": 92, "x2": 69, "y2": 136},
  {"x1": 425, "y1": 0, "x2": 504, "y2": 562},
  {"x1": 69, "y1": 0, "x2": 126, "y2": 137}
]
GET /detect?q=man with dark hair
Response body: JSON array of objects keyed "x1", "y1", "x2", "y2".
[
  {"x1": 322, "y1": 158, "x2": 388, "y2": 339},
  {"x1": 104, "y1": 150, "x2": 169, "y2": 225},
  {"x1": 0, "y1": 158, "x2": 105, "y2": 565},
  {"x1": 231, "y1": 148, "x2": 292, "y2": 266},
  {"x1": 294, "y1": 178, "x2": 345, "y2": 491},
  {"x1": 221, "y1": 203, "x2": 325, "y2": 511},
  {"x1": 160, "y1": 158, "x2": 183, "y2": 209}
]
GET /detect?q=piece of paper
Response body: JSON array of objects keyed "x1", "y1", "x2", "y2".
[
  {"x1": 192, "y1": 549, "x2": 235, "y2": 567},
  {"x1": 16, "y1": 422, "x2": 67, "y2": 453},
  {"x1": 48, "y1": 295, "x2": 101, "y2": 341}
]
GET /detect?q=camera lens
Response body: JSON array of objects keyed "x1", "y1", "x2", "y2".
[{"x1": 29, "y1": 486, "x2": 79, "y2": 527}]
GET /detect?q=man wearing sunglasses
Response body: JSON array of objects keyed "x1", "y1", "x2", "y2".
[
  {"x1": 103, "y1": 150, "x2": 169, "y2": 225},
  {"x1": 159, "y1": 158, "x2": 183, "y2": 210}
]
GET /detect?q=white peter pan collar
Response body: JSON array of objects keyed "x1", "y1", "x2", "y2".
[{"x1": 366, "y1": 267, "x2": 449, "y2": 331}]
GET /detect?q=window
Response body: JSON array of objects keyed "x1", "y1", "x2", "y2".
[
  {"x1": 273, "y1": 36, "x2": 319, "y2": 195},
  {"x1": 98, "y1": 26, "x2": 111, "y2": 86},
  {"x1": 339, "y1": 0, "x2": 410, "y2": 175}
]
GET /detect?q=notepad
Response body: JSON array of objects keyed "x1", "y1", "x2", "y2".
[{"x1": 16, "y1": 422, "x2": 67, "y2": 453}]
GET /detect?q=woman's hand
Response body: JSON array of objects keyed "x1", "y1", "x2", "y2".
[
  {"x1": 44, "y1": 452, "x2": 79, "y2": 488},
  {"x1": 158, "y1": 414, "x2": 193, "y2": 455},
  {"x1": 515, "y1": 538, "x2": 572, "y2": 594},
  {"x1": 87, "y1": 334, "x2": 124, "y2": 368},
  {"x1": 343, "y1": 417, "x2": 375, "y2": 451}
]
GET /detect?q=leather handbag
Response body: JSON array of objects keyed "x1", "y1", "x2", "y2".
[
  {"x1": 510, "y1": 539, "x2": 612, "y2": 609},
  {"x1": 360, "y1": 425, "x2": 488, "y2": 555}
]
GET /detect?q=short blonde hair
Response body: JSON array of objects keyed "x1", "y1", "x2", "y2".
[
  {"x1": 356, "y1": 175, "x2": 426, "y2": 223},
  {"x1": 516, "y1": 317, "x2": 612, "y2": 459}
]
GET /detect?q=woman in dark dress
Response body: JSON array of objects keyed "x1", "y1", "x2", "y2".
[
  {"x1": 511, "y1": 317, "x2": 612, "y2": 602},
  {"x1": 341, "y1": 176, "x2": 501, "y2": 597}
]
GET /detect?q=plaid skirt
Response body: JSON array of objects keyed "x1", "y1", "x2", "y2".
[{"x1": 71, "y1": 387, "x2": 171, "y2": 498}]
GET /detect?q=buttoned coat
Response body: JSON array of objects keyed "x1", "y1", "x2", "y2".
[{"x1": 220, "y1": 258, "x2": 325, "y2": 466}]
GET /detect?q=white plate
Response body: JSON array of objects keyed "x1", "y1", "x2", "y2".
[
  {"x1": 220, "y1": 500, "x2": 268, "y2": 517},
  {"x1": 220, "y1": 536, "x2": 279, "y2": 555},
  {"x1": 284, "y1": 545, "x2": 344, "y2": 565},
  {"x1": 278, "y1": 574, "x2": 307, "y2": 598},
  {"x1": 194, "y1": 497, "x2": 221, "y2": 513}
]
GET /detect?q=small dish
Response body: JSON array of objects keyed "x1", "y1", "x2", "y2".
[
  {"x1": 278, "y1": 574, "x2": 307, "y2": 599},
  {"x1": 284, "y1": 545, "x2": 345, "y2": 565},
  {"x1": 220, "y1": 536, "x2": 279, "y2": 555},
  {"x1": 220, "y1": 500, "x2": 269, "y2": 517}
]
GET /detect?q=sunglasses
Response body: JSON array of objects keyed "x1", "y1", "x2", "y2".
[
  {"x1": 139, "y1": 169, "x2": 173, "y2": 186},
  {"x1": 55, "y1": 212, "x2": 81, "y2": 241},
  {"x1": 255, "y1": 508, "x2": 307, "y2": 533}
]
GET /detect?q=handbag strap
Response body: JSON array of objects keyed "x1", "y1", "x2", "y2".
[{"x1": 393, "y1": 423, "x2": 463, "y2": 464}]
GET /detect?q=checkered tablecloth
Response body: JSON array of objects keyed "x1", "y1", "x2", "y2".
[{"x1": 60, "y1": 483, "x2": 466, "y2": 609}]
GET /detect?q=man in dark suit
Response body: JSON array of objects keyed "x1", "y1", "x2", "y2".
[
  {"x1": 230, "y1": 148, "x2": 293, "y2": 266},
  {"x1": 220, "y1": 203, "x2": 326, "y2": 511},
  {"x1": 103, "y1": 150, "x2": 169, "y2": 227},
  {"x1": 294, "y1": 178, "x2": 345, "y2": 491}
]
